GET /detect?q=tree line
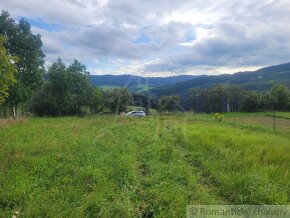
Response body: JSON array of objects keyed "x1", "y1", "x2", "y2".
[
  {"x1": 130, "y1": 84, "x2": 290, "y2": 113},
  {"x1": 188, "y1": 84, "x2": 290, "y2": 113}
]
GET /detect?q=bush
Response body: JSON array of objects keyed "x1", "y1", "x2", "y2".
[{"x1": 214, "y1": 113, "x2": 224, "y2": 122}]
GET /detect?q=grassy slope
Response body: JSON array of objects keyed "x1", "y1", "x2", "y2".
[
  {"x1": 129, "y1": 84, "x2": 156, "y2": 93},
  {"x1": 0, "y1": 115, "x2": 289, "y2": 217}
]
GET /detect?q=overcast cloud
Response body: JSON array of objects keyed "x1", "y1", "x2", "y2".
[{"x1": 1, "y1": 0, "x2": 290, "y2": 76}]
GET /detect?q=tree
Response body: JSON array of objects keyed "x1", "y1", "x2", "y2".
[
  {"x1": 189, "y1": 88, "x2": 205, "y2": 112},
  {"x1": 87, "y1": 87, "x2": 104, "y2": 114},
  {"x1": 199, "y1": 85, "x2": 227, "y2": 113},
  {"x1": 31, "y1": 83, "x2": 57, "y2": 117},
  {"x1": 66, "y1": 59, "x2": 90, "y2": 115},
  {"x1": 228, "y1": 86, "x2": 244, "y2": 112},
  {"x1": 268, "y1": 84, "x2": 290, "y2": 110},
  {"x1": 31, "y1": 59, "x2": 92, "y2": 116},
  {"x1": 158, "y1": 95, "x2": 181, "y2": 112},
  {"x1": 105, "y1": 88, "x2": 133, "y2": 114},
  {"x1": 241, "y1": 91, "x2": 261, "y2": 112},
  {"x1": 0, "y1": 11, "x2": 45, "y2": 116},
  {"x1": 132, "y1": 94, "x2": 158, "y2": 114},
  {"x1": 48, "y1": 58, "x2": 68, "y2": 115},
  {"x1": 260, "y1": 93, "x2": 276, "y2": 110},
  {"x1": 0, "y1": 35, "x2": 17, "y2": 105},
  {"x1": 190, "y1": 85, "x2": 244, "y2": 113}
]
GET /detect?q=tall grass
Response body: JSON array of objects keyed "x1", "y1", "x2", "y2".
[{"x1": 0, "y1": 115, "x2": 289, "y2": 217}]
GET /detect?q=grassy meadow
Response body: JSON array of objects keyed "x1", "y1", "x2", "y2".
[{"x1": 0, "y1": 114, "x2": 289, "y2": 217}]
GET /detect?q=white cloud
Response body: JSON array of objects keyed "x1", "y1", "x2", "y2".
[{"x1": 1, "y1": 0, "x2": 290, "y2": 76}]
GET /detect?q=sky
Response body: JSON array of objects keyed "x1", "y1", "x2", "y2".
[{"x1": 1, "y1": 0, "x2": 290, "y2": 76}]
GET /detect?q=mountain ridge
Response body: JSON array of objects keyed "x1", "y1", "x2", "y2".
[
  {"x1": 144, "y1": 62, "x2": 290, "y2": 97},
  {"x1": 89, "y1": 62, "x2": 290, "y2": 95},
  {"x1": 89, "y1": 74, "x2": 197, "y2": 87}
]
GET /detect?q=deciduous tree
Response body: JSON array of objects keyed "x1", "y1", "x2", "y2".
[
  {"x1": 158, "y1": 95, "x2": 181, "y2": 112},
  {"x1": 0, "y1": 11, "x2": 45, "y2": 116},
  {"x1": 0, "y1": 35, "x2": 17, "y2": 105},
  {"x1": 105, "y1": 88, "x2": 133, "y2": 114},
  {"x1": 268, "y1": 84, "x2": 289, "y2": 110}
]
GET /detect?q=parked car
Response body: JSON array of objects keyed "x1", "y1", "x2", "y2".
[{"x1": 125, "y1": 111, "x2": 146, "y2": 117}]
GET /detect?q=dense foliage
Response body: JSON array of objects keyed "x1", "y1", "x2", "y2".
[
  {"x1": 188, "y1": 84, "x2": 290, "y2": 113},
  {"x1": 0, "y1": 10, "x2": 45, "y2": 116},
  {"x1": 30, "y1": 59, "x2": 133, "y2": 116},
  {"x1": 158, "y1": 95, "x2": 181, "y2": 111},
  {"x1": 104, "y1": 87, "x2": 133, "y2": 114},
  {"x1": 31, "y1": 59, "x2": 89, "y2": 116},
  {"x1": 0, "y1": 36, "x2": 17, "y2": 104}
]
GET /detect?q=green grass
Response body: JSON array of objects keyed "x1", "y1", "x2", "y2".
[
  {"x1": 271, "y1": 111, "x2": 290, "y2": 119},
  {"x1": 224, "y1": 111, "x2": 290, "y2": 119},
  {"x1": 99, "y1": 85, "x2": 121, "y2": 90},
  {"x1": 129, "y1": 84, "x2": 156, "y2": 93},
  {"x1": 0, "y1": 115, "x2": 289, "y2": 217},
  {"x1": 223, "y1": 111, "x2": 290, "y2": 133},
  {"x1": 99, "y1": 84, "x2": 155, "y2": 93}
]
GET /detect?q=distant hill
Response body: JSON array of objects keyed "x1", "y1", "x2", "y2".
[
  {"x1": 145, "y1": 62, "x2": 290, "y2": 97},
  {"x1": 89, "y1": 62, "x2": 290, "y2": 96},
  {"x1": 89, "y1": 74, "x2": 196, "y2": 92}
]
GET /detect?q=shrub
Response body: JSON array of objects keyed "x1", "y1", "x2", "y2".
[{"x1": 214, "y1": 113, "x2": 224, "y2": 122}]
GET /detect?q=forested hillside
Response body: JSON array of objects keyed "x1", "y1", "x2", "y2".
[
  {"x1": 89, "y1": 74, "x2": 196, "y2": 92},
  {"x1": 89, "y1": 63, "x2": 290, "y2": 99},
  {"x1": 145, "y1": 63, "x2": 290, "y2": 98}
]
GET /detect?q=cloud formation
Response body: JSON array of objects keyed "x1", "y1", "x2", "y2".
[{"x1": 2, "y1": 0, "x2": 290, "y2": 76}]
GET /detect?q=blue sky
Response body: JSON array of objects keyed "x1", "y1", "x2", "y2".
[
  {"x1": 23, "y1": 18, "x2": 64, "y2": 32},
  {"x1": 2, "y1": 0, "x2": 290, "y2": 76}
]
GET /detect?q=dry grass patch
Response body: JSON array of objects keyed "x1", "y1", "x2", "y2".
[
  {"x1": 225, "y1": 115, "x2": 290, "y2": 132},
  {"x1": 0, "y1": 117, "x2": 26, "y2": 128}
]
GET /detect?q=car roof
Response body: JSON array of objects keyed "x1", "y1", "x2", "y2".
[{"x1": 129, "y1": 111, "x2": 144, "y2": 113}]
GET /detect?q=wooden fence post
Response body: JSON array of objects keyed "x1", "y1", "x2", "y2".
[{"x1": 273, "y1": 110, "x2": 276, "y2": 130}]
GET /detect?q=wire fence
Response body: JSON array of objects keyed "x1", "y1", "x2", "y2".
[{"x1": 224, "y1": 112, "x2": 290, "y2": 132}]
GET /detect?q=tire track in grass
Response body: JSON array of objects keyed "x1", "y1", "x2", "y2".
[
  {"x1": 131, "y1": 117, "x2": 225, "y2": 217},
  {"x1": 136, "y1": 146, "x2": 154, "y2": 218},
  {"x1": 167, "y1": 124, "x2": 229, "y2": 204},
  {"x1": 134, "y1": 117, "x2": 180, "y2": 217},
  {"x1": 133, "y1": 120, "x2": 156, "y2": 218},
  {"x1": 139, "y1": 117, "x2": 225, "y2": 217}
]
